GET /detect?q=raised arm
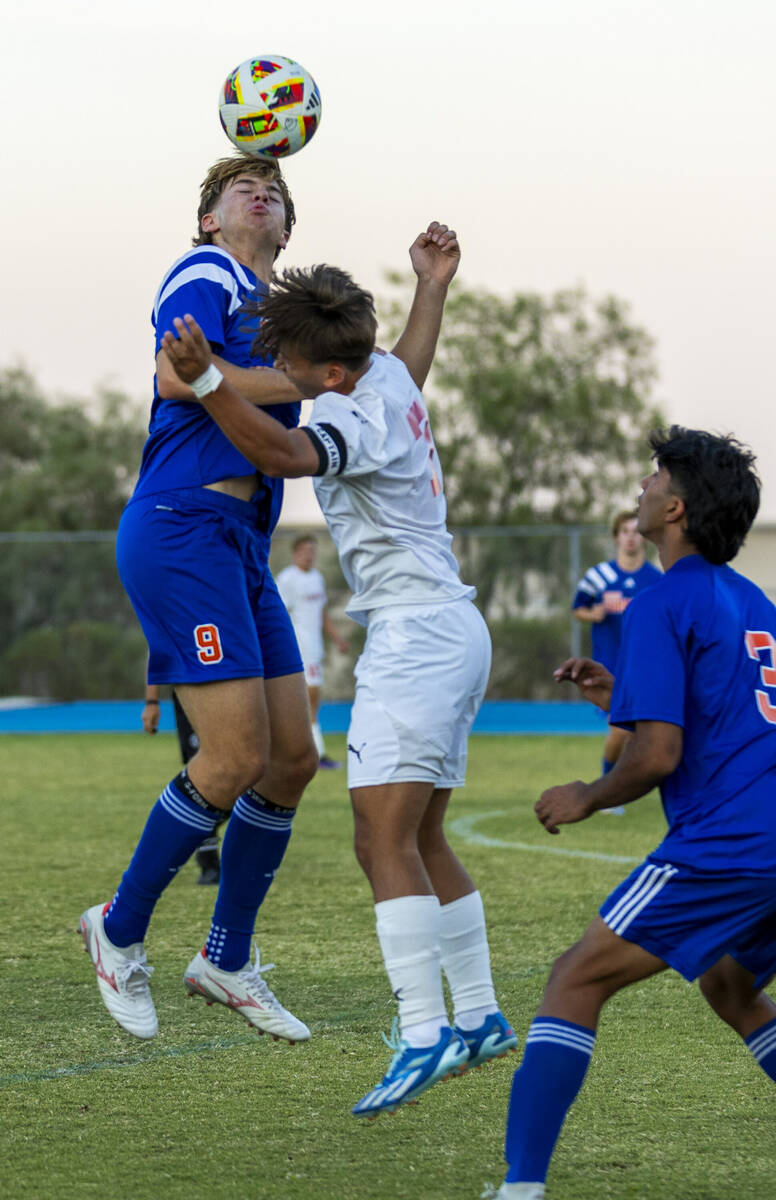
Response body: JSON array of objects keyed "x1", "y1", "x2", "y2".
[
  {"x1": 390, "y1": 222, "x2": 460, "y2": 390},
  {"x1": 161, "y1": 316, "x2": 318, "y2": 478}
]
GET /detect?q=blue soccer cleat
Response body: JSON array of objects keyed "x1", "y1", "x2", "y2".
[
  {"x1": 352, "y1": 1020, "x2": 469, "y2": 1117},
  {"x1": 454, "y1": 1010, "x2": 519, "y2": 1071}
]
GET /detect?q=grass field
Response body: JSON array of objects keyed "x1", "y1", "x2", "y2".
[{"x1": 2, "y1": 733, "x2": 774, "y2": 1200}]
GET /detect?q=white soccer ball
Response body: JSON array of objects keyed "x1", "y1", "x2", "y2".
[{"x1": 218, "y1": 56, "x2": 322, "y2": 159}]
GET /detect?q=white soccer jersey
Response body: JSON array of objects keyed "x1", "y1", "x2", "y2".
[
  {"x1": 276, "y1": 564, "x2": 326, "y2": 665},
  {"x1": 303, "y1": 352, "x2": 474, "y2": 626}
]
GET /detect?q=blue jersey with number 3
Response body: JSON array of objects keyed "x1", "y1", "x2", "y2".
[{"x1": 610, "y1": 554, "x2": 776, "y2": 874}]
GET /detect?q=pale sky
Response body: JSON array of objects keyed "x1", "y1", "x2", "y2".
[{"x1": 2, "y1": 0, "x2": 774, "y2": 522}]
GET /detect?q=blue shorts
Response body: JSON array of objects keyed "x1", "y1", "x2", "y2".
[
  {"x1": 117, "y1": 488, "x2": 303, "y2": 685},
  {"x1": 600, "y1": 857, "x2": 776, "y2": 988}
]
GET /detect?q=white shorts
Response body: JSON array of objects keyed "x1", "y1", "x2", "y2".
[
  {"x1": 304, "y1": 660, "x2": 323, "y2": 688},
  {"x1": 346, "y1": 597, "x2": 491, "y2": 789}
]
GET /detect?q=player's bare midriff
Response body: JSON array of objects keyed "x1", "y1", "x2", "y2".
[{"x1": 204, "y1": 474, "x2": 260, "y2": 503}]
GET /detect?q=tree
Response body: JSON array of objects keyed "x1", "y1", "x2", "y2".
[
  {"x1": 383, "y1": 280, "x2": 663, "y2": 527},
  {"x1": 0, "y1": 367, "x2": 147, "y2": 532},
  {"x1": 0, "y1": 367, "x2": 149, "y2": 698}
]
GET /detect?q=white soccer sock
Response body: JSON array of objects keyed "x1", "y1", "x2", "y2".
[
  {"x1": 311, "y1": 721, "x2": 325, "y2": 757},
  {"x1": 438, "y1": 890, "x2": 497, "y2": 1025},
  {"x1": 375, "y1": 894, "x2": 447, "y2": 1042}
]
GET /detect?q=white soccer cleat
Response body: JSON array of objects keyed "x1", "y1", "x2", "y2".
[
  {"x1": 79, "y1": 903, "x2": 158, "y2": 1039},
  {"x1": 183, "y1": 943, "x2": 311, "y2": 1043}
]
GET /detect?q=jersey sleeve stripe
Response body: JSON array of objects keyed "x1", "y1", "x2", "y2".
[
  {"x1": 576, "y1": 580, "x2": 598, "y2": 598},
  {"x1": 153, "y1": 264, "x2": 244, "y2": 322}
]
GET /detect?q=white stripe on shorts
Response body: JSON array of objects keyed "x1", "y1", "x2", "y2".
[{"x1": 603, "y1": 863, "x2": 678, "y2": 936}]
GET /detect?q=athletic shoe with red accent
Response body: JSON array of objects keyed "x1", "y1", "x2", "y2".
[
  {"x1": 183, "y1": 944, "x2": 310, "y2": 1043},
  {"x1": 79, "y1": 903, "x2": 157, "y2": 1039}
]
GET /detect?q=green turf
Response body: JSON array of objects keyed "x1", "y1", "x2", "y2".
[{"x1": 1, "y1": 734, "x2": 773, "y2": 1198}]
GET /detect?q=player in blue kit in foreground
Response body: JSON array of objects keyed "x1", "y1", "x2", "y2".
[
  {"x1": 493, "y1": 427, "x2": 776, "y2": 1200},
  {"x1": 159, "y1": 242, "x2": 517, "y2": 1117}
]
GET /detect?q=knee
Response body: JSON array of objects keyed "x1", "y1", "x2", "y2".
[
  {"x1": 417, "y1": 824, "x2": 446, "y2": 860},
  {"x1": 698, "y1": 970, "x2": 750, "y2": 1029},
  {"x1": 289, "y1": 742, "x2": 319, "y2": 790},
  {"x1": 222, "y1": 747, "x2": 267, "y2": 799},
  {"x1": 543, "y1": 944, "x2": 613, "y2": 1006}
]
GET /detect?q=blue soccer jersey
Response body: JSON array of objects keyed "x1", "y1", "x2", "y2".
[
  {"x1": 131, "y1": 245, "x2": 301, "y2": 536},
  {"x1": 609, "y1": 554, "x2": 776, "y2": 875},
  {"x1": 573, "y1": 559, "x2": 662, "y2": 672}
]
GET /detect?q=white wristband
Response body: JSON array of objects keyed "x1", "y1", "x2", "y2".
[{"x1": 189, "y1": 364, "x2": 224, "y2": 398}]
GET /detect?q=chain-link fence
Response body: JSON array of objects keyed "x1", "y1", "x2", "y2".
[{"x1": 10, "y1": 521, "x2": 775, "y2": 703}]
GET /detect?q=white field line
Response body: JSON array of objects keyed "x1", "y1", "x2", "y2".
[{"x1": 448, "y1": 811, "x2": 641, "y2": 865}]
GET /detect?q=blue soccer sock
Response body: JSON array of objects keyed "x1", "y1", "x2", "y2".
[
  {"x1": 504, "y1": 1016, "x2": 596, "y2": 1184},
  {"x1": 205, "y1": 790, "x2": 295, "y2": 972},
  {"x1": 104, "y1": 771, "x2": 222, "y2": 948},
  {"x1": 745, "y1": 1017, "x2": 776, "y2": 1082}
]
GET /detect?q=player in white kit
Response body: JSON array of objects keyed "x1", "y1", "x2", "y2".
[
  {"x1": 160, "y1": 222, "x2": 517, "y2": 1118},
  {"x1": 276, "y1": 534, "x2": 348, "y2": 768}
]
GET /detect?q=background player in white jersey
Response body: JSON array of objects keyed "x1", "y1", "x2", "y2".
[
  {"x1": 276, "y1": 534, "x2": 349, "y2": 769},
  {"x1": 160, "y1": 230, "x2": 518, "y2": 1118},
  {"x1": 572, "y1": 510, "x2": 661, "y2": 811}
]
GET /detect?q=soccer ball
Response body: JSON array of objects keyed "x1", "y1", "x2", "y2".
[{"x1": 218, "y1": 56, "x2": 322, "y2": 159}]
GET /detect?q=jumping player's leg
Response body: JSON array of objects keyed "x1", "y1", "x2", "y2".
[
  {"x1": 182, "y1": 590, "x2": 315, "y2": 977},
  {"x1": 418, "y1": 788, "x2": 516, "y2": 1061},
  {"x1": 351, "y1": 779, "x2": 443, "y2": 1039},
  {"x1": 699, "y1": 957, "x2": 776, "y2": 1081},
  {"x1": 172, "y1": 690, "x2": 222, "y2": 885},
  {"x1": 102, "y1": 678, "x2": 268, "y2": 946},
  {"x1": 81, "y1": 677, "x2": 267, "y2": 1038},
  {"x1": 350, "y1": 779, "x2": 470, "y2": 1115},
  {"x1": 180, "y1": 671, "x2": 316, "y2": 1041},
  {"x1": 253, "y1": 671, "x2": 319, "y2": 808},
  {"x1": 501, "y1": 918, "x2": 667, "y2": 1195}
]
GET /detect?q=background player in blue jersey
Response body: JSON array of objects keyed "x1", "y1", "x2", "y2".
[
  {"x1": 572, "y1": 510, "x2": 661, "y2": 801},
  {"x1": 495, "y1": 427, "x2": 776, "y2": 1200}
]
